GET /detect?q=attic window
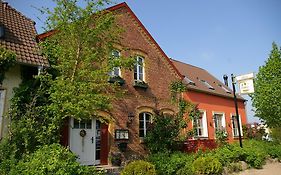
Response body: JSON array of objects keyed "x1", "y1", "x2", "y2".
[
  {"x1": 183, "y1": 76, "x2": 195, "y2": 86},
  {"x1": 0, "y1": 25, "x2": 4, "y2": 38},
  {"x1": 200, "y1": 80, "x2": 215, "y2": 90},
  {"x1": 219, "y1": 84, "x2": 231, "y2": 94}
]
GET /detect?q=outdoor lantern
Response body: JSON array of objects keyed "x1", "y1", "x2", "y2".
[{"x1": 0, "y1": 25, "x2": 5, "y2": 38}]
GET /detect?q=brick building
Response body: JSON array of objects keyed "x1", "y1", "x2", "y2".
[{"x1": 38, "y1": 2, "x2": 182, "y2": 165}]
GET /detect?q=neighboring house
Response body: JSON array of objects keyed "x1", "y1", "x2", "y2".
[
  {"x1": 38, "y1": 2, "x2": 182, "y2": 165},
  {"x1": 0, "y1": 1, "x2": 48, "y2": 138},
  {"x1": 172, "y1": 60, "x2": 247, "y2": 151}
]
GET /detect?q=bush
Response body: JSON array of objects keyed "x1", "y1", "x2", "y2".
[
  {"x1": 192, "y1": 156, "x2": 222, "y2": 175},
  {"x1": 148, "y1": 152, "x2": 194, "y2": 175},
  {"x1": 144, "y1": 112, "x2": 186, "y2": 153},
  {"x1": 176, "y1": 164, "x2": 193, "y2": 175},
  {"x1": 121, "y1": 160, "x2": 156, "y2": 175},
  {"x1": 10, "y1": 144, "x2": 103, "y2": 175}
]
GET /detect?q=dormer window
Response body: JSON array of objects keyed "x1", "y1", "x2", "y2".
[
  {"x1": 218, "y1": 84, "x2": 231, "y2": 94},
  {"x1": 183, "y1": 76, "x2": 195, "y2": 86},
  {"x1": 134, "y1": 56, "x2": 144, "y2": 81},
  {"x1": 200, "y1": 80, "x2": 215, "y2": 90},
  {"x1": 109, "y1": 50, "x2": 121, "y2": 77}
]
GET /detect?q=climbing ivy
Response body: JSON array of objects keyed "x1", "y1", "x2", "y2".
[{"x1": 0, "y1": 47, "x2": 16, "y2": 84}]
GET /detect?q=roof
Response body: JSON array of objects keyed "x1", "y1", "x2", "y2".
[
  {"x1": 171, "y1": 59, "x2": 245, "y2": 101},
  {"x1": 37, "y1": 2, "x2": 182, "y2": 79},
  {"x1": 0, "y1": 1, "x2": 48, "y2": 66}
]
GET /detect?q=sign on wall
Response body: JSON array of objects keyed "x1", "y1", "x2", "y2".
[{"x1": 235, "y1": 73, "x2": 255, "y2": 94}]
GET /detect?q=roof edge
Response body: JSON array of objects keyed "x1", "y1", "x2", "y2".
[{"x1": 37, "y1": 2, "x2": 184, "y2": 79}]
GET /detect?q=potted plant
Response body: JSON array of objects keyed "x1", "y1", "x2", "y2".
[
  {"x1": 133, "y1": 80, "x2": 148, "y2": 89},
  {"x1": 108, "y1": 76, "x2": 125, "y2": 85}
]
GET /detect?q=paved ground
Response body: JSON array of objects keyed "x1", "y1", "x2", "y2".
[{"x1": 235, "y1": 162, "x2": 281, "y2": 175}]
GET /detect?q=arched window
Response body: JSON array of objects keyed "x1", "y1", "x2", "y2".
[
  {"x1": 134, "y1": 56, "x2": 144, "y2": 81},
  {"x1": 109, "y1": 50, "x2": 121, "y2": 77},
  {"x1": 139, "y1": 112, "x2": 151, "y2": 138}
]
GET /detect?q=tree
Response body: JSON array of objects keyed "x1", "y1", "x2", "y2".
[
  {"x1": 41, "y1": 0, "x2": 133, "y2": 122},
  {"x1": 0, "y1": 0, "x2": 133, "y2": 173},
  {"x1": 251, "y1": 42, "x2": 281, "y2": 127}
]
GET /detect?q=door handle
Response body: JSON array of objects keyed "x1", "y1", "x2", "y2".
[{"x1": 91, "y1": 137, "x2": 94, "y2": 144}]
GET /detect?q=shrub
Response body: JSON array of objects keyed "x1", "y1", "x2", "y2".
[
  {"x1": 176, "y1": 164, "x2": 193, "y2": 175},
  {"x1": 10, "y1": 144, "x2": 103, "y2": 175},
  {"x1": 148, "y1": 152, "x2": 194, "y2": 175},
  {"x1": 192, "y1": 156, "x2": 222, "y2": 175},
  {"x1": 144, "y1": 112, "x2": 186, "y2": 153},
  {"x1": 121, "y1": 160, "x2": 156, "y2": 175}
]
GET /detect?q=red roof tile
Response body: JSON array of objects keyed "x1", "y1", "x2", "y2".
[
  {"x1": 171, "y1": 59, "x2": 245, "y2": 101},
  {"x1": 0, "y1": 1, "x2": 48, "y2": 66}
]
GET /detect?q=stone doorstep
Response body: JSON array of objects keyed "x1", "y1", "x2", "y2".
[{"x1": 96, "y1": 165, "x2": 122, "y2": 175}]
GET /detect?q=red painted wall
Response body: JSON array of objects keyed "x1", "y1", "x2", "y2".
[{"x1": 183, "y1": 91, "x2": 247, "y2": 142}]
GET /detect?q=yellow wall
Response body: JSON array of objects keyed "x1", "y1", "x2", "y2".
[{"x1": 0, "y1": 65, "x2": 22, "y2": 138}]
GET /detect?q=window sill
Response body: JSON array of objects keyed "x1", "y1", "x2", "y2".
[
  {"x1": 192, "y1": 137, "x2": 209, "y2": 140},
  {"x1": 108, "y1": 76, "x2": 125, "y2": 85},
  {"x1": 133, "y1": 80, "x2": 148, "y2": 89}
]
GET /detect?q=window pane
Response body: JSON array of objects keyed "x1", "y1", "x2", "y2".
[
  {"x1": 139, "y1": 130, "x2": 144, "y2": 137},
  {"x1": 139, "y1": 114, "x2": 144, "y2": 120},
  {"x1": 80, "y1": 121, "x2": 85, "y2": 129},
  {"x1": 139, "y1": 121, "x2": 144, "y2": 129},
  {"x1": 86, "y1": 119, "x2": 92, "y2": 129},
  {"x1": 74, "y1": 119, "x2": 79, "y2": 129},
  {"x1": 112, "y1": 50, "x2": 120, "y2": 58}
]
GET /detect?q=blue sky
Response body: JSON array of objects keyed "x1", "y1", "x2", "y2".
[{"x1": 6, "y1": 0, "x2": 281, "y2": 123}]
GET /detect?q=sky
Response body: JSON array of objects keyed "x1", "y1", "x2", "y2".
[{"x1": 5, "y1": 0, "x2": 281, "y2": 123}]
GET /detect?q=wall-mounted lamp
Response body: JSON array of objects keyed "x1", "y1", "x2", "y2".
[{"x1": 127, "y1": 112, "x2": 135, "y2": 124}]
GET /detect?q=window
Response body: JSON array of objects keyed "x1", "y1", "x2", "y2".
[
  {"x1": 200, "y1": 80, "x2": 215, "y2": 90},
  {"x1": 213, "y1": 113, "x2": 225, "y2": 131},
  {"x1": 218, "y1": 84, "x2": 231, "y2": 94},
  {"x1": 183, "y1": 76, "x2": 195, "y2": 86},
  {"x1": 134, "y1": 56, "x2": 144, "y2": 81},
  {"x1": 109, "y1": 50, "x2": 121, "y2": 77},
  {"x1": 193, "y1": 111, "x2": 208, "y2": 137},
  {"x1": 232, "y1": 115, "x2": 242, "y2": 137},
  {"x1": 73, "y1": 119, "x2": 92, "y2": 129},
  {"x1": 139, "y1": 112, "x2": 151, "y2": 137}
]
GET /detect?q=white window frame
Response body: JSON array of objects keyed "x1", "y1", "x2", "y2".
[
  {"x1": 0, "y1": 89, "x2": 6, "y2": 138},
  {"x1": 231, "y1": 114, "x2": 243, "y2": 137},
  {"x1": 139, "y1": 112, "x2": 151, "y2": 138},
  {"x1": 192, "y1": 110, "x2": 208, "y2": 138},
  {"x1": 134, "y1": 56, "x2": 144, "y2": 81},
  {"x1": 213, "y1": 112, "x2": 226, "y2": 132},
  {"x1": 109, "y1": 50, "x2": 121, "y2": 77}
]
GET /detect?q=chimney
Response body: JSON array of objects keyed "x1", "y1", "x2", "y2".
[{"x1": 223, "y1": 74, "x2": 229, "y2": 87}]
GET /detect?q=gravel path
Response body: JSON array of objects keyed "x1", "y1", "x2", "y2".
[{"x1": 234, "y1": 162, "x2": 281, "y2": 175}]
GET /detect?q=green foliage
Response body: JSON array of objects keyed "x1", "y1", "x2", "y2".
[
  {"x1": 242, "y1": 124, "x2": 266, "y2": 140},
  {"x1": 148, "y1": 152, "x2": 194, "y2": 175},
  {"x1": 41, "y1": 0, "x2": 133, "y2": 121},
  {"x1": 121, "y1": 160, "x2": 156, "y2": 175},
  {"x1": 1, "y1": 0, "x2": 131, "y2": 173},
  {"x1": 215, "y1": 130, "x2": 228, "y2": 147},
  {"x1": 10, "y1": 144, "x2": 103, "y2": 175},
  {"x1": 192, "y1": 156, "x2": 222, "y2": 175},
  {"x1": 0, "y1": 47, "x2": 16, "y2": 84},
  {"x1": 270, "y1": 127, "x2": 281, "y2": 143},
  {"x1": 144, "y1": 112, "x2": 187, "y2": 153},
  {"x1": 251, "y1": 42, "x2": 281, "y2": 127}
]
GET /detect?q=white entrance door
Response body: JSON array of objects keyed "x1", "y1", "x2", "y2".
[{"x1": 69, "y1": 118, "x2": 101, "y2": 165}]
